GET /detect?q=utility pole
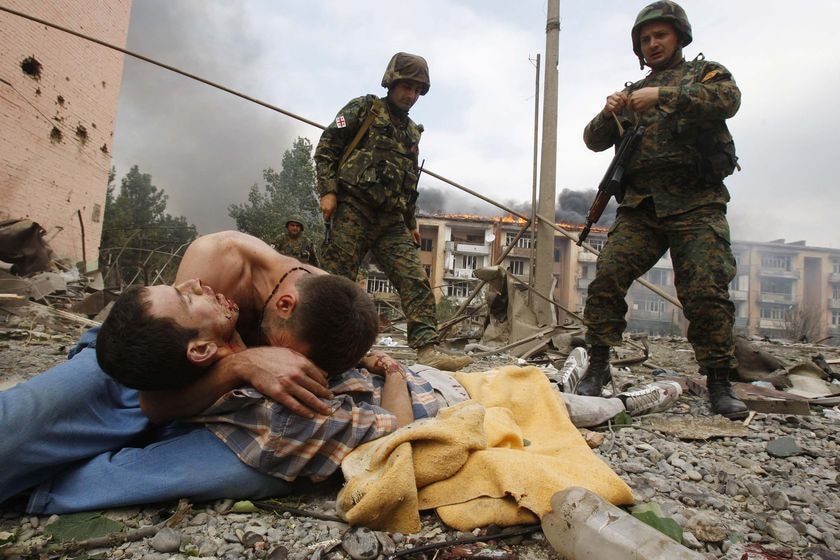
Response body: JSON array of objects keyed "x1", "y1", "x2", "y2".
[
  {"x1": 528, "y1": 53, "x2": 541, "y2": 307},
  {"x1": 534, "y1": 0, "x2": 560, "y2": 325}
]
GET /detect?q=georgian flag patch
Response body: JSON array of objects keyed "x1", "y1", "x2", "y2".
[{"x1": 336, "y1": 115, "x2": 347, "y2": 128}]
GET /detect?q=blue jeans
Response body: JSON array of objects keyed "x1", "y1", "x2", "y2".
[{"x1": 0, "y1": 328, "x2": 291, "y2": 514}]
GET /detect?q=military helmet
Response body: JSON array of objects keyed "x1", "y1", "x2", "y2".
[
  {"x1": 631, "y1": 1, "x2": 693, "y2": 60},
  {"x1": 381, "y1": 52, "x2": 430, "y2": 95},
  {"x1": 285, "y1": 215, "x2": 305, "y2": 230}
]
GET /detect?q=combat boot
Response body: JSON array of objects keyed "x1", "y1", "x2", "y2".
[
  {"x1": 574, "y1": 345, "x2": 611, "y2": 397},
  {"x1": 706, "y1": 368, "x2": 749, "y2": 420},
  {"x1": 416, "y1": 344, "x2": 473, "y2": 371}
]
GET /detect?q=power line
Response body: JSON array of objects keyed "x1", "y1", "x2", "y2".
[{"x1": 0, "y1": 4, "x2": 529, "y2": 222}]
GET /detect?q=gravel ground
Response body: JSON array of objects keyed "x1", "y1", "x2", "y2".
[{"x1": 1, "y1": 302, "x2": 839, "y2": 559}]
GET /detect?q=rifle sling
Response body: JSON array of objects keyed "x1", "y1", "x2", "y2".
[{"x1": 338, "y1": 98, "x2": 383, "y2": 169}]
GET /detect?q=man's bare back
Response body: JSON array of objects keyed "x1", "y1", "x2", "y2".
[
  {"x1": 175, "y1": 231, "x2": 325, "y2": 345},
  {"x1": 142, "y1": 231, "x2": 332, "y2": 423}
]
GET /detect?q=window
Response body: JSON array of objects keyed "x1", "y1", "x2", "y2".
[
  {"x1": 833, "y1": 262, "x2": 840, "y2": 274},
  {"x1": 833, "y1": 311, "x2": 840, "y2": 326},
  {"x1": 588, "y1": 238, "x2": 606, "y2": 252},
  {"x1": 760, "y1": 278, "x2": 792, "y2": 295},
  {"x1": 833, "y1": 285, "x2": 840, "y2": 300},
  {"x1": 367, "y1": 276, "x2": 397, "y2": 293},
  {"x1": 634, "y1": 297, "x2": 666, "y2": 313},
  {"x1": 760, "y1": 306, "x2": 787, "y2": 320},
  {"x1": 554, "y1": 248, "x2": 561, "y2": 262},
  {"x1": 420, "y1": 238, "x2": 433, "y2": 252},
  {"x1": 508, "y1": 258, "x2": 525, "y2": 276},
  {"x1": 446, "y1": 283, "x2": 469, "y2": 298},
  {"x1": 645, "y1": 269, "x2": 671, "y2": 286},
  {"x1": 505, "y1": 232, "x2": 533, "y2": 249},
  {"x1": 423, "y1": 264, "x2": 431, "y2": 278},
  {"x1": 462, "y1": 255, "x2": 477, "y2": 270},
  {"x1": 761, "y1": 254, "x2": 791, "y2": 270}
]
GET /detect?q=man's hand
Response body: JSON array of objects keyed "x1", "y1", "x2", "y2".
[
  {"x1": 360, "y1": 349, "x2": 406, "y2": 378},
  {"x1": 233, "y1": 347, "x2": 333, "y2": 418},
  {"x1": 410, "y1": 228, "x2": 421, "y2": 247},
  {"x1": 320, "y1": 193, "x2": 337, "y2": 221},
  {"x1": 627, "y1": 87, "x2": 659, "y2": 112},
  {"x1": 602, "y1": 91, "x2": 629, "y2": 117}
]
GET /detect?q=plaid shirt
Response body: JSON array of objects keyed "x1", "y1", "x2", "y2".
[{"x1": 193, "y1": 368, "x2": 439, "y2": 482}]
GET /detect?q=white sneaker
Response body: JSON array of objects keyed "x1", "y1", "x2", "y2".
[
  {"x1": 616, "y1": 380, "x2": 682, "y2": 416},
  {"x1": 550, "y1": 347, "x2": 588, "y2": 393}
]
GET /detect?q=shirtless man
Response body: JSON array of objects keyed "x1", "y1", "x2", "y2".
[{"x1": 0, "y1": 231, "x2": 394, "y2": 512}]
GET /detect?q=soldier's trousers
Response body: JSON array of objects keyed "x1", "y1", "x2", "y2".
[
  {"x1": 320, "y1": 201, "x2": 438, "y2": 348},
  {"x1": 584, "y1": 202, "x2": 737, "y2": 369}
]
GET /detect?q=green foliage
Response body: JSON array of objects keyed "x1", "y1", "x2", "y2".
[
  {"x1": 630, "y1": 503, "x2": 684, "y2": 543},
  {"x1": 99, "y1": 165, "x2": 197, "y2": 286},
  {"x1": 43, "y1": 512, "x2": 124, "y2": 542},
  {"x1": 228, "y1": 137, "x2": 323, "y2": 245},
  {"x1": 436, "y1": 296, "x2": 460, "y2": 322}
]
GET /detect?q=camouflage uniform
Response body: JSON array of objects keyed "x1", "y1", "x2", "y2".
[
  {"x1": 314, "y1": 94, "x2": 438, "y2": 348},
  {"x1": 582, "y1": 53, "x2": 740, "y2": 369},
  {"x1": 272, "y1": 233, "x2": 319, "y2": 266}
]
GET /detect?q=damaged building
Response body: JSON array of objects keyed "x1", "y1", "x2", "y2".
[{"x1": 0, "y1": 0, "x2": 132, "y2": 271}]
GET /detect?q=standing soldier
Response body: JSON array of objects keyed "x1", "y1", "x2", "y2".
[
  {"x1": 574, "y1": 1, "x2": 747, "y2": 420},
  {"x1": 273, "y1": 216, "x2": 319, "y2": 266},
  {"x1": 314, "y1": 52, "x2": 472, "y2": 371}
]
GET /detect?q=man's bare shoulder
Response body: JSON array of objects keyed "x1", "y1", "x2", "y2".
[{"x1": 176, "y1": 231, "x2": 269, "y2": 284}]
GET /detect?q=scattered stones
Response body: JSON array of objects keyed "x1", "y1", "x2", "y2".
[
  {"x1": 1, "y1": 327, "x2": 839, "y2": 559},
  {"x1": 767, "y1": 436, "x2": 803, "y2": 458},
  {"x1": 149, "y1": 527, "x2": 181, "y2": 553}
]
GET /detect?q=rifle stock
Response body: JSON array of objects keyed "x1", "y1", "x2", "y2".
[{"x1": 577, "y1": 124, "x2": 645, "y2": 246}]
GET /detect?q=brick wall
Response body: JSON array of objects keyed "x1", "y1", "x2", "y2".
[{"x1": 0, "y1": 0, "x2": 131, "y2": 269}]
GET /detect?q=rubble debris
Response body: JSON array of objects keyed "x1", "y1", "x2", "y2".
[
  {"x1": 645, "y1": 416, "x2": 749, "y2": 439},
  {"x1": 0, "y1": 219, "x2": 57, "y2": 276},
  {"x1": 766, "y1": 436, "x2": 802, "y2": 458}
]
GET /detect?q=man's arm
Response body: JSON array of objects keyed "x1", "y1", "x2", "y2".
[
  {"x1": 314, "y1": 96, "x2": 372, "y2": 220},
  {"x1": 652, "y1": 62, "x2": 741, "y2": 120},
  {"x1": 140, "y1": 346, "x2": 333, "y2": 424}
]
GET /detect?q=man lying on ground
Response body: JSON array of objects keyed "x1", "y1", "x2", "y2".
[
  {"x1": 90, "y1": 282, "x2": 681, "y2": 485},
  {"x1": 0, "y1": 232, "x2": 387, "y2": 512}
]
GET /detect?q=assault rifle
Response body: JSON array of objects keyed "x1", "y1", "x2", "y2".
[{"x1": 577, "y1": 124, "x2": 646, "y2": 246}]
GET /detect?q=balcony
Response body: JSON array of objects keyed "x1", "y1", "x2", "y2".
[
  {"x1": 734, "y1": 317, "x2": 748, "y2": 329},
  {"x1": 758, "y1": 268, "x2": 800, "y2": 280},
  {"x1": 830, "y1": 272, "x2": 840, "y2": 283},
  {"x1": 578, "y1": 277, "x2": 593, "y2": 290},
  {"x1": 444, "y1": 268, "x2": 477, "y2": 280},
  {"x1": 729, "y1": 289, "x2": 748, "y2": 301},
  {"x1": 829, "y1": 299, "x2": 840, "y2": 309},
  {"x1": 758, "y1": 319, "x2": 786, "y2": 330},
  {"x1": 578, "y1": 251, "x2": 598, "y2": 262},
  {"x1": 445, "y1": 242, "x2": 489, "y2": 256},
  {"x1": 631, "y1": 310, "x2": 670, "y2": 321},
  {"x1": 759, "y1": 293, "x2": 794, "y2": 304}
]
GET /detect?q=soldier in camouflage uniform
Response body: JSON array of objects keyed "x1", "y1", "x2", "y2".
[
  {"x1": 314, "y1": 52, "x2": 472, "y2": 371},
  {"x1": 272, "y1": 216, "x2": 319, "y2": 266},
  {"x1": 575, "y1": 1, "x2": 747, "y2": 419}
]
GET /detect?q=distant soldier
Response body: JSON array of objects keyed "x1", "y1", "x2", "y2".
[
  {"x1": 273, "y1": 216, "x2": 319, "y2": 266},
  {"x1": 574, "y1": 1, "x2": 747, "y2": 420},
  {"x1": 314, "y1": 52, "x2": 472, "y2": 371}
]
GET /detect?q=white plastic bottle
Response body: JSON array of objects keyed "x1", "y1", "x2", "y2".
[{"x1": 541, "y1": 487, "x2": 705, "y2": 559}]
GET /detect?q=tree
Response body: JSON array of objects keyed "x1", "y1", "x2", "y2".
[
  {"x1": 100, "y1": 165, "x2": 197, "y2": 286},
  {"x1": 228, "y1": 137, "x2": 323, "y2": 244}
]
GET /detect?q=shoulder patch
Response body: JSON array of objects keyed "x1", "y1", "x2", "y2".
[
  {"x1": 335, "y1": 115, "x2": 347, "y2": 128},
  {"x1": 701, "y1": 70, "x2": 721, "y2": 83}
]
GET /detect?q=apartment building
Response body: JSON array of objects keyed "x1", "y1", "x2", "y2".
[{"x1": 364, "y1": 215, "x2": 840, "y2": 346}]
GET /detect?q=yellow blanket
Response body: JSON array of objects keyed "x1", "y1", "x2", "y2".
[{"x1": 337, "y1": 366, "x2": 634, "y2": 533}]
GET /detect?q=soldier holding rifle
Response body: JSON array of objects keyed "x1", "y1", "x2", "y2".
[{"x1": 575, "y1": 1, "x2": 747, "y2": 420}]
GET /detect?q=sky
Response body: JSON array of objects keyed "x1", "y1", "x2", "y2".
[{"x1": 111, "y1": 0, "x2": 840, "y2": 248}]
